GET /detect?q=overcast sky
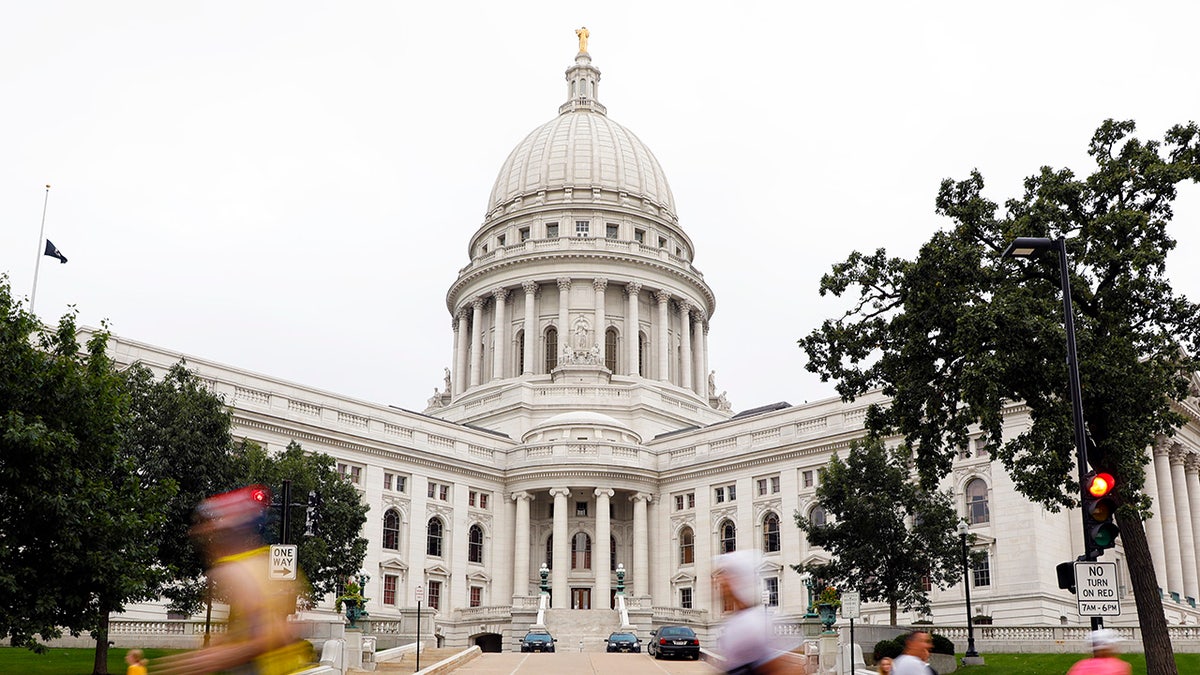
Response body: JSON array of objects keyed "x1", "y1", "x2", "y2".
[{"x1": 3, "y1": 2, "x2": 1199, "y2": 413}]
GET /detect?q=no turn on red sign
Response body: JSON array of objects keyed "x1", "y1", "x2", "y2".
[
  {"x1": 269, "y1": 544, "x2": 298, "y2": 581},
  {"x1": 1075, "y1": 561, "x2": 1120, "y2": 616}
]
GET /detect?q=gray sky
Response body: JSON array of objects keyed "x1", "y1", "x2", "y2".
[{"x1": 3, "y1": 2, "x2": 1198, "y2": 412}]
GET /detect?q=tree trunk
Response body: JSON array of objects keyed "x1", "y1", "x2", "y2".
[
  {"x1": 889, "y1": 600, "x2": 898, "y2": 626},
  {"x1": 1117, "y1": 509, "x2": 1177, "y2": 675},
  {"x1": 92, "y1": 610, "x2": 110, "y2": 675}
]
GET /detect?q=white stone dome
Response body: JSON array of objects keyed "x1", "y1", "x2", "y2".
[
  {"x1": 522, "y1": 410, "x2": 642, "y2": 444},
  {"x1": 487, "y1": 111, "x2": 676, "y2": 217}
]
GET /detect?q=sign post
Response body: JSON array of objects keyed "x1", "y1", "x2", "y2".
[
  {"x1": 1075, "y1": 561, "x2": 1120, "y2": 617},
  {"x1": 268, "y1": 544, "x2": 298, "y2": 581},
  {"x1": 841, "y1": 591, "x2": 860, "y2": 675},
  {"x1": 415, "y1": 585, "x2": 424, "y2": 672}
]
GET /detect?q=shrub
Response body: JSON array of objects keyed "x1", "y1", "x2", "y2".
[
  {"x1": 873, "y1": 639, "x2": 902, "y2": 661},
  {"x1": 931, "y1": 633, "x2": 955, "y2": 655}
]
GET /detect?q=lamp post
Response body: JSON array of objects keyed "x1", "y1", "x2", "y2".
[
  {"x1": 957, "y1": 521, "x2": 982, "y2": 663},
  {"x1": 799, "y1": 571, "x2": 817, "y2": 618},
  {"x1": 1002, "y1": 236, "x2": 1103, "y2": 630},
  {"x1": 539, "y1": 562, "x2": 550, "y2": 595}
]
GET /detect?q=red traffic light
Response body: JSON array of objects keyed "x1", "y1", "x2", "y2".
[
  {"x1": 249, "y1": 486, "x2": 271, "y2": 505},
  {"x1": 1087, "y1": 472, "x2": 1115, "y2": 498}
]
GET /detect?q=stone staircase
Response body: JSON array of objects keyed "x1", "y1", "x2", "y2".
[
  {"x1": 541, "y1": 608, "x2": 623, "y2": 653},
  {"x1": 369, "y1": 646, "x2": 463, "y2": 673}
]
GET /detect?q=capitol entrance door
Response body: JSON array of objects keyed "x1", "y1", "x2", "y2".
[{"x1": 571, "y1": 588, "x2": 591, "y2": 609}]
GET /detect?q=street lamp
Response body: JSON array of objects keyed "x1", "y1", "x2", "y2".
[
  {"x1": 1002, "y1": 236, "x2": 1104, "y2": 630},
  {"x1": 539, "y1": 562, "x2": 550, "y2": 595},
  {"x1": 957, "y1": 521, "x2": 982, "y2": 664},
  {"x1": 798, "y1": 571, "x2": 817, "y2": 618}
]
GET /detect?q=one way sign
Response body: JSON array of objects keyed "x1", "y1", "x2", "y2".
[{"x1": 269, "y1": 544, "x2": 298, "y2": 581}]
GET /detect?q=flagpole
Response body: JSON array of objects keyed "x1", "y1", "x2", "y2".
[{"x1": 30, "y1": 184, "x2": 51, "y2": 315}]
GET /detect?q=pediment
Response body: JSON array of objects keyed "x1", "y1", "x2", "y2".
[{"x1": 378, "y1": 556, "x2": 408, "y2": 571}]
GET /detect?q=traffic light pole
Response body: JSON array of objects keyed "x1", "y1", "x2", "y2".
[
  {"x1": 280, "y1": 480, "x2": 292, "y2": 545},
  {"x1": 1055, "y1": 238, "x2": 1104, "y2": 631}
]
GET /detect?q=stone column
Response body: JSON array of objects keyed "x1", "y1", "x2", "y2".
[
  {"x1": 469, "y1": 297, "x2": 485, "y2": 388},
  {"x1": 691, "y1": 310, "x2": 705, "y2": 396},
  {"x1": 512, "y1": 492, "x2": 532, "y2": 597},
  {"x1": 1141, "y1": 445, "x2": 1169, "y2": 594},
  {"x1": 625, "y1": 282, "x2": 642, "y2": 376},
  {"x1": 491, "y1": 287, "x2": 508, "y2": 380},
  {"x1": 454, "y1": 309, "x2": 469, "y2": 395},
  {"x1": 1187, "y1": 454, "x2": 1200, "y2": 601},
  {"x1": 678, "y1": 302, "x2": 693, "y2": 391},
  {"x1": 655, "y1": 291, "x2": 671, "y2": 381},
  {"x1": 595, "y1": 488, "x2": 614, "y2": 606},
  {"x1": 557, "y1": 277, "x2": 571, "y2": 367},
  {"x1": 1170, "y1": 446, "x2": 1199, "y2": 602},
  {"x1": 522, "y1": 281, "x2": 538, "y2": 375},
  {"x1": 450, "y1": 316, "x2": 460, "y2": 397},
  {"x1": 550, "y1": 487, "x2": 571, "y2": 609},
  {"x1": 1154, "y1": 440, "x2": 1184, "y2": 598},
  {"x1": 593, "y1": 278, "x2": 608, "y2": 366},
  {"x1": 632, "y1": 492, "x2": 652, "y2": 597},
  {"x1": 702, "y1": 321, "x2": 711, "y2": 398}
]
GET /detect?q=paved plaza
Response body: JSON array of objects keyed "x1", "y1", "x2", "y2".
[{"x1": 445, "y1": 652, "x2": 719, "y2": 674}]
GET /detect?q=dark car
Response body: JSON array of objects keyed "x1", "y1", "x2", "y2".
[
  {"x1": 605, "y1": 631, "x2": 641, "y2": 653},
  {"x1": 648, "y1": 625, "x2": 700, "y2": 660},
  {"x1": 518, "y1": 630, "x2": 557, "y2": 653}
]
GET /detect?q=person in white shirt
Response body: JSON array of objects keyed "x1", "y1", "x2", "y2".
[{"x1": 891, "y1": 631, "x2": 934, "y2": 675}]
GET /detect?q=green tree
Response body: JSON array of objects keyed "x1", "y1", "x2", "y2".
[
  {"x1": 0, "y1": 277, "x2": 172, "y2": 675},
  {"x1": 800, "y1": 120, "x2": 1200, "y2": 674},
  {"x1": 232, "y1": 441, "x2": 369, "y2": 601},
  {"x1": 121, "y1": 362, "x2": 239, "y2": 613},
  {"x1": 793, "y1": 437, "x2": 965, "y2": 625}
]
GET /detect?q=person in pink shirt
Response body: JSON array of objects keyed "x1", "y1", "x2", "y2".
[{"x1": 1066, "y1": 629, "x2": 1131, "y2": 675}]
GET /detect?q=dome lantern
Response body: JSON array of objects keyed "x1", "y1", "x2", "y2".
[{"x1": 559, "y1": 51, "x2": 606, "y2": 116}]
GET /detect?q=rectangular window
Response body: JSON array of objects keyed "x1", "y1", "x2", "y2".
[
  {"x1": 519, "y1": 227, "x2": 530, "y2": 242},
  {"x1": 383, "y1": 574, "x2": 398, "y2": 606},
  {"x1": 803, "y1": 470, "x2": 814, "y2": 488},
  {"x1": 687, "y1": 493, "x2": 695, "y2": 509},
  {"x1": 480, "y1": 493, "x2": 489, "y2": 510},
  {"x1": 757, "y1": 479, "x2": 767, "y2": 496},
  {"x1": 338, "y1": 463, "x2": 362, "y2": 485},
  {"x1": 765, "y1": 577, "x2": 779, "y2": 607},
  {"x1": 482, "y1": 244, "x2": 488, "y2": 254},
  {"x1": 634, "y1": 229, "x2": 645, "y2": 244},
  {"x1": 974, "y1": 437, "x2": 989, "y2": 457},
  {"x1": 770, "y1": 476, "x2": 780, "y2": 493},
  {"x1": 546, "y1": 222, "x2": 559, "y2": 238},
  {"x1": 714, "y1": 487, "x2": 725, "y2": 504},
  {"x1": 384, "y1": 473, "x2": 393, "y2": 491},
  {"x1": 606, "y1": 223, "x2": 619, "y2": 239},
  {"x1": 575, "y1": 220, "x2": 589, "y2": 237},
  {"x1": 728, "y1": 485, "x2": 736, "y2": 501},
  {"x1": 470, "y1": 586, "x2": 482, "y2": 608},
  {"x1": 658, "y1": 236, "x2": 667, "y2": 248},
  {"x1": 680, "y1": 587, "x2": 693, "y2": 609},
  {"x1": 497, "y1": 234, "x2": 506, "y2": 247},
  {"x1": 675, "y1": 247, "x2": 682, "y2": 256},
  {"x1": 921, "y1": 573, "x2": 932, "y2": 592},
  {"x1": 675, "y1": 495, "x2": 684, "y2": 511},
  {"x1": 576, "y1": 501, "x2": 588, "y2": 517},
  {"x1": 972, "y1": 553, "x2": 991, "y2": 587},
  {"x1": 396, "y1": 476, "x2": 407, "y2": 493},
  {"x1": 468, "y1": 491, "x2": 476, "y2": 507},
  {"x1": 428, "y1": 482, "x2": 436, "y2": 498},
  {"x1": 428, "y1": 581, "x2": 442, "y2": 610},
  {"x1": 439, "y1": 485, "x2": 449, "y2": 501}
]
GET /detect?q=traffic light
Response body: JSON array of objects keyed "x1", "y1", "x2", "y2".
[
  {"x1": 249, "y1": 486, "x2": 272, "y2": 505},
  {"x1": 1082, "y1": 472, "x2": 1120, "y2": 557},
  {"x1": 305, "y1": 490, "x2": 321, "y2": 537}
]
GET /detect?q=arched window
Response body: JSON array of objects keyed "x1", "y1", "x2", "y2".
[
  {"x1": 572, "y1": 532, "x2": 592, "y2": 569},
  {"x1": 966, "y1": 478, "x2": 990, "y2": 524},
  {"x1": 611, "y1": 535, "x2": 617, "y2": 571},
  {"x1": 719, "y1": 520, "x2": 736, "y2": 554},
  {"x1": 605, "y1": 327, "x2": 618, "y2": 372},
  {"x1": 383, "y1": 510, "x2": 400, "y2": 550},
  {"x1": 638, "y1": 331, "x2": 648, "y2": 376},
  {"x1": 426, "y1": 517, "x2": 444, "y2": 557},
  {"x1": 515, "y1": 329, "x2": 525, "y2": 375},
  {"x1": 545, "y1": 327, "x2": 558, "y2": 372},
  {"x1": 679, "y1": 527, "x2": 695, "y2": 564},
  {"x1": 809, "y1": 506, "x2": 827, "y2": 528},
  {"x1": 763, "y1": 513, "x2": 780, "y2": 553},
  {"x1": 468, "y1": 524, "x2": 484, "y2": 564}
]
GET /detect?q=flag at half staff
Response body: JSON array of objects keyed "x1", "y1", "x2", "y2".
[{"x1": 44, "y1": 240, "x2": 68, "y2": 264}]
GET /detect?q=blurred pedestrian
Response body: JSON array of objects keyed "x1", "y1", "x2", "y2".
[
  {"x1": 891, "y1": 631, "x2": 934, "y2": 675},
  {"x1": 875, "y1": 655, "x2": 893, "y2": 675},
  {"x1": 714, "y1": 550, "x2": 803, "y2": 674},
  {"x1": 125, "y1": 648, "x2": 148, "y2": 675},
  {"x1": 152, "y1": 485, "x2": 311, "y2": 675},
  {"x1": 1066, "y1": 629, "x2": 1131, "y2": 675}
]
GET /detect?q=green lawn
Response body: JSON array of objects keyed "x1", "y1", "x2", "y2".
[
  {"x1": 0, "y1": 647, "x2": 183, "y2": 675},
  {"x1": 955, "y1": 651, "x2": 1200, "y2": 675}
]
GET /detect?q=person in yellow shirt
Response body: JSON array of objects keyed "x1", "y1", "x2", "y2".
[{"x1": 125, "y1": 648, "x2": 148, "y2": 675}]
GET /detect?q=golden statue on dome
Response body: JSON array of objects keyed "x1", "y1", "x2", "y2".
[{"x1": 576, "y1": 26, "x2": 589, "y2": 53}]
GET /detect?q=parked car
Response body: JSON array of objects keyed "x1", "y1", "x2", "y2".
[
  {"x1": 605, "y1": 631, "x2": 642, "y2": 653},
  {"x1": 648, "y1": 625, "x2": 700, "y2": 660},
  {"x1": 518, "y1": 630, "x2": 557, "y2": 653}
]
